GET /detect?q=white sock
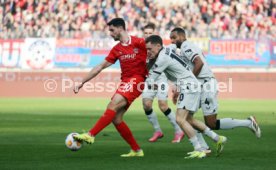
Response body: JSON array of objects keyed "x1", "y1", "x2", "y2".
[
  {"x1": 204, "y1": 127, "x2": 219, "y2": 142},
  {"x1": 165, "y1": 109, "x2": 182, "y2": 133},
  {"x1": 189, "y1": 135, "x2": 202, "y2": 151},
  {"x1": 219, "y1": 118, "x2": 251, "y2": 129},
  {"x1": 196, "y1": 130, "x2": 209, "y2": 149},
  {"x1": 146, "y1": 110, "x2": 162, "y2": 132}
]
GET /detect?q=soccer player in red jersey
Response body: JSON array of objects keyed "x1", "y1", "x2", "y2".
[{"x1": 73, "y1": 18, "x2": 147, "y2": 157}]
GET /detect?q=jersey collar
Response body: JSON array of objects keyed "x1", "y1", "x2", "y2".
[
  {"x1": 121, "y1": 36, "x2": 132, "y2": 46},
  {"x1": 156, "y1": 47, "x2": 164, "y2": 57}
]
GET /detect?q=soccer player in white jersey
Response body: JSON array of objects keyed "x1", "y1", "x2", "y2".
[
  {"x1": 142, "y1": 23, "x2": 184, "y2": 143},
  {"x1": 145, "y1": 35, "x2": 227, "y2": 158},
  {"x1": 170, "y1": 27, "x2": 261, "y2": 139}
]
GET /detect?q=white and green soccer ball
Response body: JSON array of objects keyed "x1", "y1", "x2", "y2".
[{"x1": 65, "y1": 133, "x2": 82, "y2": 151}]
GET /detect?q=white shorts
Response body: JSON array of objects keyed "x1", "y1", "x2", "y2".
[
  {"x1": 198, "y1": 78, "x2": 219, "y2": 116},
  {"x1": 177, "y1": 78, "x2": 200, "y2": 112},
  {"x1": 142, "y1": 73, "x2": 169, "y2": 101}
]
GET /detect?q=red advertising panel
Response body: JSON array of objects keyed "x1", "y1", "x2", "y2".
[
  {"x1": 210, "y1": 40, "x2": 257, "y2": 60},
  {"x1": 208, "y1": 40, "x2": 270, "y2": 67}
]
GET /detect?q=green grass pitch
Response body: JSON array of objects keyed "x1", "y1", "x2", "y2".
[{"x1": 0, "y1": 98, "x2": 275, "y2": 170}]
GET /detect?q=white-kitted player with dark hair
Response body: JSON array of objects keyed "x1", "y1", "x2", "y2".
[
  {"x1": 170, "y1": 27, "x2": 261, "y2": 139},
  {"x1": 145, "y1": 34, "x2": 227, "y2": 158},
  {"x1": 142, "y1": 23, "x2": 184, "y2": 143}
]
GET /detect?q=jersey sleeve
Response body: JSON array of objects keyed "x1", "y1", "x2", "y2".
[
  {"x1": 166, "y1": 44, "x2": 177, "y2": 51},
  {"x1": 105, "y1": 47, "x2": 118, "y2": 64},
  {"x1": 137, "y1": 37, "x2": 146, "y2": 49},
  {"x1": 181, "y1": 43, "x2": 199, "y2": 62}
]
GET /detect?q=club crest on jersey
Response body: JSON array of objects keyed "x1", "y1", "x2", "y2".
[
  {"x1": 185, "y1": 49, "x2": 192, "y2": 56},
  {"x1": 133, "y1": 48, "x2": 139, "y2": 54}
]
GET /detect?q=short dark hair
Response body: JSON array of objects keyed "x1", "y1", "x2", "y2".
[
  {"x1": 171, "y1": 27, "x2": 186, "y2": 36},
  {"x1": 143, "y1": 23, "x2": 155, "y2": 31},
  {"x1": 145, "y1": 35, "x2": 163, "y2": 46},
  {"x1": 107, "y1": 18, "x2": 126, "y2": 30}
]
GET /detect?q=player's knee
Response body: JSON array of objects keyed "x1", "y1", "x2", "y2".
[
  {"x1": 112, "y1": 117, "x2": 123, "y2": 125},
  {"x1": 186, "y1": 116, "x2": 193, "y2": 124},
  {"x1": 107, "y1": 102, "x2": 117, "y2": 111},
  {"x1": 143, "y1": 101, "x2": 152, "y2": 111},
  {"x1": 107, "y1": 101, "x2": 124, "y2": 112},
  {"x1": 205, "y1": 120, "x2": 217, "y2": 130},
  {"x1": 158, "y1": 101, "x2": 168, "y2": 113},
  {"x1": 175, "y1": 115, "x2": 185, "y2": 125}
]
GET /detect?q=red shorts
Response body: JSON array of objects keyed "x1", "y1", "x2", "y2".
[{"x1": 113, "y1": 75, "x2": 145, "y2": 108}]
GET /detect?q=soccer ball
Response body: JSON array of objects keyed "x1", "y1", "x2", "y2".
[{"x1": 65, "y1": 133, "x2": 82, "y2": 151}]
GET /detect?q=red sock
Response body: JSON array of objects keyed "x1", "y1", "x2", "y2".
[
  {"x1": 89, "y1": 109, "x2": 116, "y2": 136},
  {"x1": 115, "y1": 121, "x2": 140, "y2": 151}
]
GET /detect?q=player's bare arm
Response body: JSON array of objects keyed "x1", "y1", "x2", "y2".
[
  {"x1": 192, "y1": 56, "x2": 203, "y2": 77},
  {"x1": 74, "y1": 60, "x2": 112, "y2": 93}
]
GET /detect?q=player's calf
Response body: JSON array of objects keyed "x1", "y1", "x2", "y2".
[{"x1": 204, "y1": 115, "x2": 219, "y2": 130}]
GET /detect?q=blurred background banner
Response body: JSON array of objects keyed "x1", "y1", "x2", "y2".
[
  {"x1": 0, "y1": 39, "x2": 23, "y2": 68},
  {"x1": 55, "y1": 39, "x2": 90, "y2": 68},
  {"x1": 207, "y1": 39, "x2": 271, "y2": 67},
  {"x1": 84, "y1": 38, "x2": 120, "y2": 68},
  {"x1": 1, "y1": 38, "x2": 274, "y2": 69},
  {"x1": 21, "y1": 38, "x2": 56, "y2": 69},
  {"x1": 189, "y1": 38, "x2": 210, "y2": 53},
  {"x1": 271, "y1": 41, "x2": 276, "y2": 66}
]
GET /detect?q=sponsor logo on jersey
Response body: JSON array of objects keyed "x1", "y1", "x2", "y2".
[
  {"x1": 120, "y1": 53, "x2": 136, "y2": 60},
  {"x1": 185, "y1": 49, "x2": 192, "y2": 56}
]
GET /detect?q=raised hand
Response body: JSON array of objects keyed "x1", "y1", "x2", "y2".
[{"x1": 74, "y1": 83, "x2": 83, "y2": 94}]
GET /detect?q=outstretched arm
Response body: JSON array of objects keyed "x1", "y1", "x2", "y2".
[{"x1": 74, "y1": 60, "x2": 113, "y2": 93}]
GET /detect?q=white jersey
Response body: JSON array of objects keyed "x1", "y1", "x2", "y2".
[
  {"x1": 151, "y1": 71, "x2": 168, "y2": 83},
  {"x1": 180, "y1": 40, "x2": 214, "y2": 79},
  {"x1": 147, "y1": 46, "x2": 197, "y2": 84},
  {"x1": 147, "y1": 44, "x2": 176, "y2": 83},
  {"x1": 180, "y1": 41, "x2": 219, "y2": 115}
]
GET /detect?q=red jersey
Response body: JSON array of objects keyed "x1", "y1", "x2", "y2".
[{"x1": 105, "y1": 36, "x2": 147, "y2": 80}]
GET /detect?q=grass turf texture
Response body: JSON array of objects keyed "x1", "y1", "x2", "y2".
[{"x1": 0, "y1": 98, "x2": 275, "y2": 170}]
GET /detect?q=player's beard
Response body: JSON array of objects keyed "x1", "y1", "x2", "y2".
[
  {"x1": 112, "y1": 37, "x2": 119, "y2": 41},
  {"x1": 176, "y1": 41, "x2": 182, "y2": 48},
  {"x1": 112, "y1": 34, "x2": 120, "y2": 41},
  {"x1": 113, "y1": 36, "x2": 119, "y2": 41}
]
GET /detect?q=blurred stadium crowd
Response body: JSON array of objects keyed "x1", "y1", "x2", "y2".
[{"x1": 1, "y1": 0, "x2": 275, "y2": 39}]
